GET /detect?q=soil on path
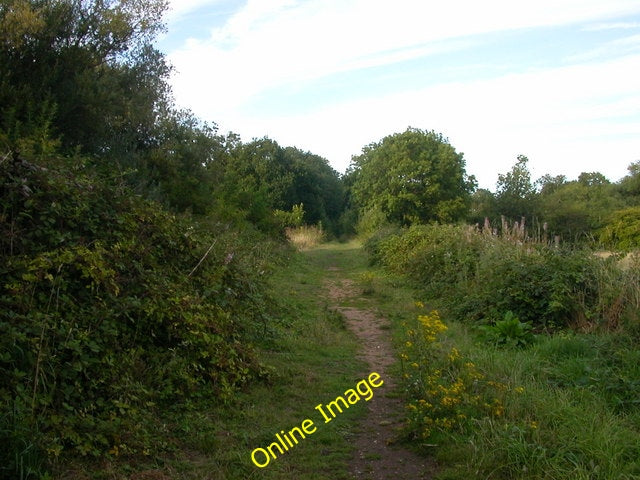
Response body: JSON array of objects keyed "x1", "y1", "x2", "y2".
[{"x1": 323, "y1": 274, "x2": 437, "y2": 480}]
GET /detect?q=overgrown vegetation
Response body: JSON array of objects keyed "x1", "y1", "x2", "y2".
[
  {"x1": 4, "y1": 1, "x2": 640, "y2": 478},
  {"x1": 366, "y1": 224, "x2": 640, "y2": 331},
  {"x1": 396, "y1": 308, "x2": 640, "y2": 479},
  {"x1": 0, "y1": 151, "x2": 284, "y2": 476},
  {"x1": 362, "y1": 223, "x2": 640, "y2": 479},
  {"x1": 0, "y1": 1, "x2": 345, "y2": 477}
]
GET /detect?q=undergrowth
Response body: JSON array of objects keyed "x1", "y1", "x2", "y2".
[
  {"x1": 366, "y1": 224, "x2": 640, "y2": 331},
  {"x1": 363, "y1": 224, "x2": 640, "y2": 479},
  {"x1": 0, "y1": 153, "x2": 283, "y2": 478}
]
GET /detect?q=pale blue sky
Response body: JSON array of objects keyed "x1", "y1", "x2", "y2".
[{"x1": 158, "y1": 1, "x2": 640, "y2": 189}]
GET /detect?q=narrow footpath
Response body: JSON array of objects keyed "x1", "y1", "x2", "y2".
[{"x1": 320, "y1": 248, "x2": 436, "y2": 480}]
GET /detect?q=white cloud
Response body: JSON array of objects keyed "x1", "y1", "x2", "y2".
[
  {"x1": 168, "y1": 0, "x2": 640, "y2": 110},
  {"x1": 568, "y1": 33, "x2": 640, "y2": 62},
  {"x1": 163, "y1": 0, "x2": 640, "y2": 189},
  {"x1": 220, "y1": 52, "x2": 640, "y2": 188},
  {"x1": 164, "y1": 0, "x2": 230, "y2": 23},
  {"x1": 583, "y1": 21, "x2": 640, "y2": 31}
]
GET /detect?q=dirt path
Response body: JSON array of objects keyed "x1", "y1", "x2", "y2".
[{"x1": 323, "y1": 274, "x2": 436, "y2": 479}]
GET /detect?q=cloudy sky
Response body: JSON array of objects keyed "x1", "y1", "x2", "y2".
[{"x1": 157, "y1": 0, "x2": 640, "y2": 189}]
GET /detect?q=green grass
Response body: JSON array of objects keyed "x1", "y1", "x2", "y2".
[
  {"x1": 393, "y1": 312, "x2": 640, "y2": 480},
  {"x1": 52, "y1": 244, "x2": 369, "y2": 479},
  {"x1": 166, "y1": 246, "x2": 369, "y2": 479}
]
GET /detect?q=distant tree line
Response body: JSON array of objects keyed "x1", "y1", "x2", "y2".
[
  {"x1": 0, "y1": 0, "x2": 346, "y2": 235},
  {"x1": 468, "y1": 155, "x2": 640, "y2": 248},
  {"x1": 344, "y1": 128, "x2": 640, "y2": 249}
]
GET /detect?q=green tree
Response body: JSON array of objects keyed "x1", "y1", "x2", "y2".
[
  {"x1": 617, "y1": 161, "x2": 640, "y2": 204},
  {"x1": 536, "y1": 174, "x2": 567, "y2": 195},
  {"x1": 538, "y1": 173, "x2": 621, "y2": 242},
  {"x1": 578, "y1": 171, "x2": 610, "y2": 187},
  {"x1": 284, "y1": 147, "x2": 345, "y2": 232},
  {"x1": 495, "y1": 154, "x2": 537, "y2": 220},
  {"x1": 468, "y1": 188, "x2": 498, "y2": 226},
  {"x1": 0, "y1": 0, "x2": 169, "y2": 155},
  {"x1": 600, "y1": 206, "x2": 640, "y2": 250},
  {"x1": 349, "y1": 128, "x2": 475, "y2": 225}
]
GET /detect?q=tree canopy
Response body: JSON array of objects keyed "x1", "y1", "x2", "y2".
[
  {"x1": 349, "y1": 128, "x2": 476, "y2": 226},
  {"x1": 495, "y1": 154, "x2": 537, "y2": 220}
]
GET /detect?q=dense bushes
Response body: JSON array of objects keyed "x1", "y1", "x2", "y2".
[
  {"x1": 599, "y1": 206, "x2": 640, "y2": 251},
  {"x1": 0, "y1": 153, "x2": 279, "y2": 475},
  {"x1": 367, "y1": 224, "x2": 638, "y2": 331}
]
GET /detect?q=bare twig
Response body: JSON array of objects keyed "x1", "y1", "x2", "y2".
[{"x1": 188, "y1": 239, "x2": 217, "y2": 278}]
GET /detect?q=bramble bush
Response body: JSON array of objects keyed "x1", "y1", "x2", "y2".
[
  {"x1": 0, "y1": 153, "x2": 280, "y2": 476},
  {"x1": 368, "y1": 224, "x2": 639, "y2": 331}
]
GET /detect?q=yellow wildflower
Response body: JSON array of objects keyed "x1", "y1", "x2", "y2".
[{"x1": 447, "y1": 348, "x2": 460, "y2": 362}]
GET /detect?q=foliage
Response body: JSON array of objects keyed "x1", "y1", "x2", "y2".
[
  {"x1": 429, "y1": 326, "x2": 640, "y2": 480},
  {"x1": 369, "y1": 224, "x2": 639, "y2": 331},
  {"x1": 400, "y1": 309, "x2": 520, "y2": 443},
  {"x1": 0, "y1": 0, "x2": 169, "y2": 155},
  {"x1": 220, "y1": 139, "x2": 346, "y2": 235},
  {"x1": 349, "y1": 128, "x2": 475, "y2": 226},
  {"x1": 617, "y1": 160, "x2": 640, "y2": 202},
  {"x1": 0, "y1": 152, "x2": 279, "y2": 474},
  {"x1": 0, "y1": 2, "x2": 352, "y2": 477},
  {"x1": 273, "y1": 203, "x2": 305, "y2": 228},
  {"x1": 478, "y1": 311, "x2": 535, "y2": 348},
  {"x1": 467, "y1": 188, "x2": 498, "y2": 226},
  {"x1": 599, "y1": 206, "x2": 640, "y2": 251},
  {"x1": 284, "y1": 147, "x2": 346, "y2": 233},
  {"x1": 537, "y1": 177, "x2": 621, "y2": 242},
  {"x1": 366, "y1": 224, "x2": 483, "y2": 298},
  {"x1": 495, "y1": 155, "x2": 537, "y2": 221}
]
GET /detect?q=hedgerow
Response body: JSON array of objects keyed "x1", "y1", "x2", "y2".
[{"x1": 0, "y1": 152, "x2": 278, "y2": 475}]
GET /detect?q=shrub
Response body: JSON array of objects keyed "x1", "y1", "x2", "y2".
[
  {"x1": 372, "y1": 224, "x2": 637, "y2": 331},
  {"x1": 373, "y1": 224, "x2": 483, "y2": 296},
  {"x1": 0, "y1": 153, "x2": 277, "y2": 471}
]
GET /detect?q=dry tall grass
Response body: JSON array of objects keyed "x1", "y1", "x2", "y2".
[{"x1": 285, "y1": 225, "x2": 325, "y2": 250}]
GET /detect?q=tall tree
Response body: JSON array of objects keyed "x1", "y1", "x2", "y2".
[
  {"x1": 0, "y1": 0, "x2": 169, "y2": 155},
  {"x1": 284, "y1": 147, "x2": 345, "y2": 231},
  {"x1": 495, "y1": 155, "x2": 537, "y2": 220},
  {"x1": 349, "y1": 128, "x2": 475, "y2": 225}
]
